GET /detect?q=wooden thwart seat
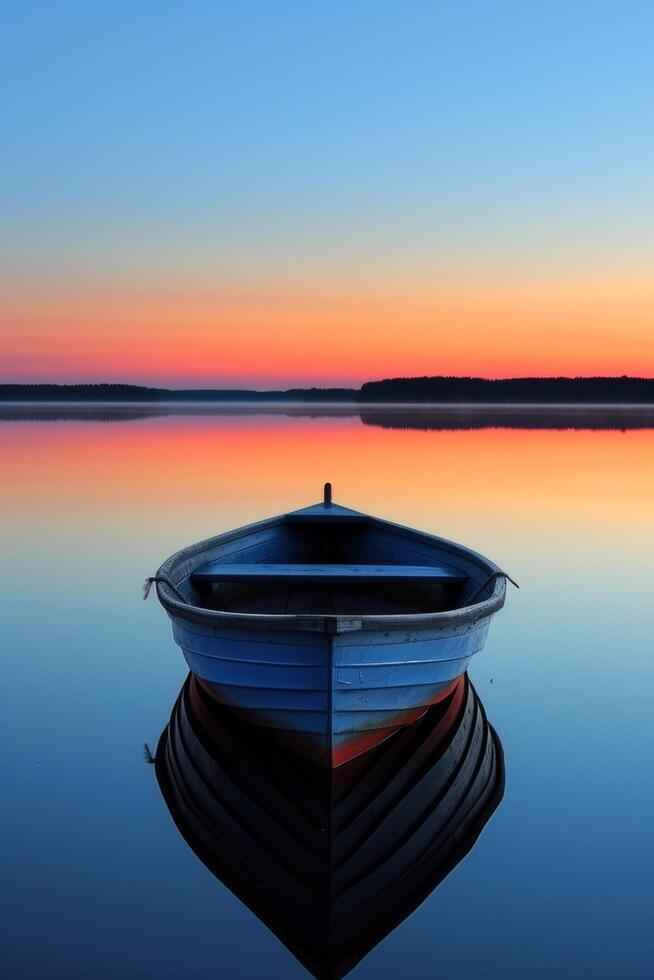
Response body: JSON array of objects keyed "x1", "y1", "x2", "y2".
[{"x1": 191, "y1": 562, "x2": 467, "y2": 585}]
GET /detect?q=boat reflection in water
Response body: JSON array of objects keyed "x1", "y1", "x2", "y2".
[{"x1": 155, "y1": 672, "x2": 504, "y2": 979}]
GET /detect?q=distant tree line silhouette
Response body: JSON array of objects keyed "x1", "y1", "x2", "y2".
[
  {"x1": 1, "y1": 376, "x2": 654, "y2": 404},
  {"x1": 358, "y1": 376, "x2": 654, "y2": 403},
  {"x1": 0, "y1": 383, "x2": 357, "y2": 402}
]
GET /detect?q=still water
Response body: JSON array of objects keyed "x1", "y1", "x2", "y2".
[{"x1": 1, "y1": 406, "x2": 653, "y2": 978}]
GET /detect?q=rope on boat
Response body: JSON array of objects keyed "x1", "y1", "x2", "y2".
[
  {"x1": 142, "y1": 575, "x2": 188, "y2": 603},
  {"x1": 464, "y1": 570, "x2": 520, "y2": 606}
]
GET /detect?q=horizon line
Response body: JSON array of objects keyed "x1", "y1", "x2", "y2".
[{"x1": 2, "y1": 373, "x2": 654, "y2": 392}]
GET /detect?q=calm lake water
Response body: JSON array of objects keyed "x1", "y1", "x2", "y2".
[{"x1": 2, "y1": 405, "x2": 653, "y2": 978}]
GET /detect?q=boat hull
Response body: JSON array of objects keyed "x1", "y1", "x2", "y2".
[
  {"x1": 153, "y1": 498, "x2": 508, "y2": 767},
  {"x1": 170, "y1": 610, "x2": 492, "y2": 767}
]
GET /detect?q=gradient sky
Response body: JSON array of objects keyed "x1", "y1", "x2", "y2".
[{"x1": 2, "y1": 1, "x2": 654, "y2": 387}]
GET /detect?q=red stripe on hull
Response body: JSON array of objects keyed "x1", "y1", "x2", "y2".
[
  {"x1": 330, "y1": 677, "x2": 465, "y2": 767},
  {"x1": 329, "y1": 677, "x2": 464, "y2": 767},
  {"x1": 195, "y1": 675, "x2": 465, "y2": 768}
]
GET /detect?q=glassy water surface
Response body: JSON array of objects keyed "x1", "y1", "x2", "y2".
[{"x1": 2, "y1": 406, "x2": 653, "y2": 978}]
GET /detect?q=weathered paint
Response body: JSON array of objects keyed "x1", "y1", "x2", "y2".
[{"x1": 171, "y1": 606, "x2": 489, "y2": 765}]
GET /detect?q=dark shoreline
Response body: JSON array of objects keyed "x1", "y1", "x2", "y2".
[{"x1": 3, "y1": 376, "x2": 654, "y2": 405}]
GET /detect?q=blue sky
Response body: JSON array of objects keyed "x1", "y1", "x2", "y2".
[{"x1": 4, "y1": 1, "x2": 654, "y2": 274}]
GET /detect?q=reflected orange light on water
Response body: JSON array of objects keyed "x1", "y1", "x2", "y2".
[{"x1": 3, "y1": 417, "x2": 653, "y2": 560}]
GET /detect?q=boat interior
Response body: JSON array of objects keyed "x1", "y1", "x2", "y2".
[{"x1": 189, "y1": 516, "x2": 475, "y2": 616}]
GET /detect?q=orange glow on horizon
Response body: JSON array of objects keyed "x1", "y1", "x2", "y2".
[{"x1": 2, "y1": 269, "x2": 654, "y2": 385}]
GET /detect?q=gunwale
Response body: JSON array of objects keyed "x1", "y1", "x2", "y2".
[{"x1": 154, "y1": 506, "x2": 506, "y2": 634}]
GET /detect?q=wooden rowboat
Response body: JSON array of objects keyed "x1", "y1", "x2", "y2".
[
  {"x1": 155, "y1": 672, "x2": 504, "y2": 979},
  {"x1": 147, "y1": 484, "x2": 514, "y2": 767}
]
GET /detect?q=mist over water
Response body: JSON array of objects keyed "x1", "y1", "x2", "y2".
[
  {"x1": 1, "y1": 407, "x2": 652, "y2": 978},
  {"x1": 3, "y1": 401, "x2": 654, "y2": 429}
]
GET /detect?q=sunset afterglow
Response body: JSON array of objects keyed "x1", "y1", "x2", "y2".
[
  {"x1": 3, "y1": 267, "x2": 654, "y2": 386},
  {"x1": 3, "y1": 3, "x2": 653, "y2": 387}
]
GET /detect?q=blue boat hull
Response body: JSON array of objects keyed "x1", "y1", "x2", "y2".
[
  {"x1": 170, "y1": 612, "x2": 491, "y2": 766},
  {"x1": 152, "y1": 495, "x2": 508, "y2": 767}
]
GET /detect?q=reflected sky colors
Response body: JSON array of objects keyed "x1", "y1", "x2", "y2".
[
  {"x1": 1, "y1": 411, "x2": 653, "y2": 977},
  {"x1": 3, "y1": 2, "x2": 654, "y2": 384}
]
